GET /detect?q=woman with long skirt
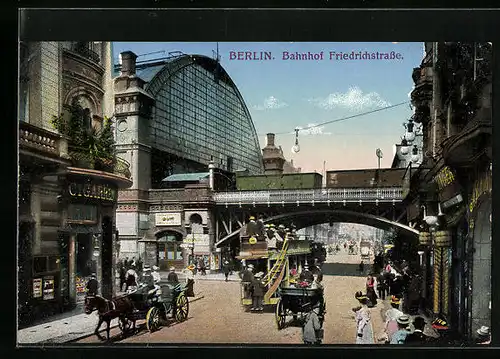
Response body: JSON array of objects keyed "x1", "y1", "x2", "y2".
[{"x1": 353, "y1": 292, "x2": 374, "y2": 344}]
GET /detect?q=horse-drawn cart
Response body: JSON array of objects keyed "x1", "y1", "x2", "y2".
[
  {"x1": 120, "y1": 282, "x2": 189, "y2": 333},
  {"x1": 274, "y1": 286, "x2": 325, "y2": 330}
]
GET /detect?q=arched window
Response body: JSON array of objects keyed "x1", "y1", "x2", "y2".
[{"x1": 189, "y1": 213, "x2": 203, "y2": 234}]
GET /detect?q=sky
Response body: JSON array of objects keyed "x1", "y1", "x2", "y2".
[{"x1": 113, "y1": 42, "x2": 424, "y2": 174}]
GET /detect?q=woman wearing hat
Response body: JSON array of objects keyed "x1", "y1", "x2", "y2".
[
  {"x1": 384, "y1": 296, "x2": 404, "y2": 343},
  {"x1": 389, "y1": 314, "x2": 411, "y2": 344},
  {"x1": 353, "y1": 292, "x2": 374, "y2": 344}
]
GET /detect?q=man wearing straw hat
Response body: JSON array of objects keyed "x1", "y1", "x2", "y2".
[
  {"x1": 241, "y1": 263, "x2": 255, "y2": 300},
  {"x1": 251, "y1": 271, "x2": 265, "y2": 311},
  {"x1": 475, "y1": 326, "x2": 491, "y2": 345}
]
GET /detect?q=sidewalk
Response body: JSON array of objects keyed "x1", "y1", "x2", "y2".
[
  {"x1": 17, "y1": 309, "x2": 118, "y2": 345},
  {"x1": 17, "y1": 284, "x2": 206, "y2": 345}
]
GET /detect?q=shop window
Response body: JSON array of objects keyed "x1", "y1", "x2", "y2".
[
  {"x1": 158, "y1": 241, "x2": 182, "y2": 260},
  {"x1": 67, "y1": 204, "x2": 98, "y2": 223},
  {"x1": 33, "y1": 255, "x2": 60, "y2": 275}
]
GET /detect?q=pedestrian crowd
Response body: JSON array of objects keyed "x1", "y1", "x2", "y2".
[{"x1": 350, "y1": 252, "x2": 492, "y2": 346}]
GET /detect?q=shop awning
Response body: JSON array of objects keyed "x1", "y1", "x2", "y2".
[{"x1": 162, "y1": 172, "x2": 209, "y2": 182}]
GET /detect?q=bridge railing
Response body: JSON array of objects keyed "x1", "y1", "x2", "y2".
[{"x1": 213, "y1": 187, "x2": 403, "y2": 204}]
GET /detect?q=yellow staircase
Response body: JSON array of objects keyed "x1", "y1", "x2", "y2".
[{"x1": 263, "y1": 239, "x2": 289, "y2": 303}]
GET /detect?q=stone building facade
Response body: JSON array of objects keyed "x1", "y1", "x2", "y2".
[
  {"x1": 406, "y1": 42, "x2": 492, "y2": 339},
  {"x1": 18, "y1": 42, "x2": 131, "y2": 326}
]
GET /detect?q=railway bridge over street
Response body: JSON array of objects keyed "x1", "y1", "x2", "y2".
[{"x1": 213, "y1": 186, "x2": 419, "y2": 249}]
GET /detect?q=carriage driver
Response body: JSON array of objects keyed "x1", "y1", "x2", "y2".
[{"x1": 142, "y1": 265, "x2": 159, "y2": 300}]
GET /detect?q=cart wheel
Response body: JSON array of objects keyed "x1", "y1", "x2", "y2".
[
  {"x1": 275, "y1": 298, "x2": 286, "y2": 330},
  {"x1": 146, "y1": 307, "x2": 161, "y2": 332},
  {"x1": 118, "y1": 316, "x2": 134, "y2": 334},
  {"x1": 175, "y1": 293, "x2": 189, "y2": 322}
]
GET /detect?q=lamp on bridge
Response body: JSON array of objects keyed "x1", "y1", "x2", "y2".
[
  {"x1": 403, "y1": 119, "x2": 416, "y2": 143},
  {"x1": 410, "y1": 145, "x2": 421, "y2": 164},
  {"x1": 400, "y1": 138, "x2": 410, "y2": 155}
]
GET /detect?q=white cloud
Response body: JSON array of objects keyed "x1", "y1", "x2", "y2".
[
  {"x1": 294, "y1": 123, "x2": 332, "y2": 135},
  {"x1": 253, "y1": 96, "x2": 288, "y2": 110},
  {"x1": 308, "y1": 86, "x2": 391, "y2": 111}
]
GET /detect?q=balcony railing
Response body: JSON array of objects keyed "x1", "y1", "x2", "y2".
[
  {"x1": 213, "y1": 187, "x2": 403, "y2": 204},
  {"x1": 19, "y1": 121, "x2": 66, "y2": 159},
  {"x1": 71, "y1": 43, "x2": 101, "y2": 64},
  {"x1": 67, "y1": 147, "x2": 131, "y2": 180}
]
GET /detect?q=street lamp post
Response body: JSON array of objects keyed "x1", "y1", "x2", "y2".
[
  {"x1": 191, "y1": 232, "x2": 195, "y2": 266},
  {"x1": 376, "y1": 148, "x2": 383, "y2": 170}
]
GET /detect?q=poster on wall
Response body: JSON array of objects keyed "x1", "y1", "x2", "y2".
[
  {"x1": 33, "y1": 278, "x2": 42, "y2": 298},
  {"x1": 43, "y1": 276, "x2": 55, "y2": 300}
]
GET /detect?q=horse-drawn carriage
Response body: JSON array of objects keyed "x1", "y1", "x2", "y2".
[
  {"x1": 274, "y1": 286, "x2": 326, "y2": 330},
  {"x1": 85, "y1": 282, "x2": 189, "y2": 340},
  {"x1": 121, "y1": 282, "x2": 189, "y2": 333}
]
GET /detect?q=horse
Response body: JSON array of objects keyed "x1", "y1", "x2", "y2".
[{"x1": 84, "y1": 294, "x2": 137, "y2": 341}]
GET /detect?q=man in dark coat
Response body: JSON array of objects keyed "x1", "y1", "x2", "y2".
[
  {"x1": 241, "y1": 264, "x2": 255, "y2": 299},
  {"x1": 119, "y1": 260, "x2": 127, "y2": 292},
  {"x1": 222, "y1": 260, "x2": 231, "y2": 281},
  {"x1": 86, "y1": 273, "x2": 98, "y2": 296},
  {"x1": 405, "y1": 316, "x2": 432, "y2": 346},
  {"x1": 299, "y1": 265, "x2": 314, "y2": 283},
  {"x1": 376, "y1": 273, "x2": 387, "y2": 300},
  {"x1": 251, "y1": 272, "x2": 265, "y2": 311},
  {"x1": 167, "y1": 266, "x2": 179, "y2": 284}
]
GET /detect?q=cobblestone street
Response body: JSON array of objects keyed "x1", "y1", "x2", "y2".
[{"x1": 76, "y1": 252, "x2": 372, "y2": 344}]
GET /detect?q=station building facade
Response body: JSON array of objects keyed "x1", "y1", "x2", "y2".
[
  {"x1": 113, "y1": 51, "x2": 264, "y2": 271},
  {"x1": 18, "y1": 42, "x2": 132, "y2": 326}
]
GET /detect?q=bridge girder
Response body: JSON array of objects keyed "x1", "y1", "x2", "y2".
[{"x1": 215, "y1": 208, "x2": 417, "y2": 247}]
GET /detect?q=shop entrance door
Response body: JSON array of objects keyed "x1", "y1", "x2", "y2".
[
  {"x1": 76, "y1": 233, "x2": 93, "y2": 304},
  {"x1": 101, "y1": 216, "x2": 113, "y2": 299}
]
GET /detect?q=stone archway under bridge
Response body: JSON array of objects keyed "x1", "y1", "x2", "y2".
[{"x1": 215, "y1": 209, "x2": 419, "y2": 248}]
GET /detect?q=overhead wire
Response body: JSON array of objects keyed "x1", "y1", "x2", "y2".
[{"x1": 259, "y1": 101, "x2": 410, "y2": 136}]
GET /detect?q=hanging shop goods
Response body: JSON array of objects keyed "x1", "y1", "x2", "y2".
[
  {"x1": 467, "y1": 170, "x2": 492, "y2": 226},
  {"x1": 432, "y1": 231, "x2": 452, "y2": 316},
  {"x1": 419, "y1": 232, "x2": 432, "y2": 246}
]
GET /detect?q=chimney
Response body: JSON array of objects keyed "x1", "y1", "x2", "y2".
[
  {"x1": 266, "y1": 133, "x2": 275, "y2": 147},
  {"x1": 120, "y1": 51, "x2": 138, "y2": 76}
]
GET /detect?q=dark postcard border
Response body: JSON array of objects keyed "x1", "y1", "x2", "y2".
[
  {"x1": 11, "y1": 7, "x2": 500, "y2": 356},
  {"x1": 14, "y1": 0, "x2": 500, "y2": 9},
  {"x1": 19, "y1": 9, "x2": 498, "y2": 42}
]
